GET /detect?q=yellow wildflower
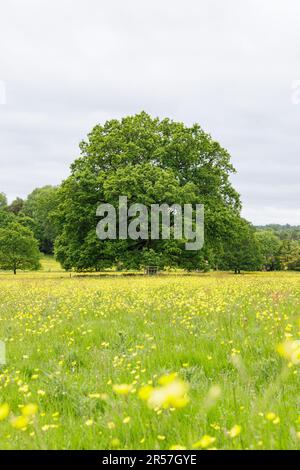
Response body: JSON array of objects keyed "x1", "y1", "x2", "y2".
[
  {"x1": 158, "y1": 373, "x2": 178, "y2": 385},
  {"x1": 11, "y1": 415, "x2": 29, "y2": 430},
  {"x1": 22, "y1": 403, "x2": 38, "y2": 417},
  {"x1": 0, "y1": 403, "x2": 10, "y2": 421},
  {"x1": 138, "y1": 385, "x2": 154, "y2": 401},
  {"x1": 112, "y1": 384, "x2": 133, "y2": 395},
  {"x1": 111, "y1": 438, "x2": 120, "y2": 448},
  {"x1": 193, "y1": 435, "x2": 216, "y2": 449},
  {"x1": 141, "y1": 374, "x2": 189, "y2": 410},
  {"x1": 277, "y1": 340, "x2": 300, "y2": 365},
  {"x1": 228, "y1": 424, "x2": 241, "y2": 438},
  {"x1": 88, "y1": 393, "x2": 101, "y2": 399},
  {"x1": 85, "y1": 419, "x2": 94, "y2": 426}
]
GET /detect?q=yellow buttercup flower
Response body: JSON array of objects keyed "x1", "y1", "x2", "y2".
[
  {"x1": 112, "y1": 384, "x2": 133, "y2": 395},
  {"x1": 85, "y1": 419, "x2": 94, "y2": 426},
  {"x1": 11, "y1": 415, "x2": 29, "y2": 430},
  {"x1": 277, "y1": 340, "x2": 300, "y2": 365},
  {"x1": 228, "y1": 425, "x2": 241, "y2": 438},
  {"x1": 88, "y1": 393, "x2": 101, "y2": 399},
  {"x1": 111, "y1": 438, "x2": 120, "y2": 448},
  {"x1": 0, "y1": 403, "x2": 10, "y2": 421},
  {"x1": 139, "y1": 374, "x2": 189, "y2": 410},
  {"x1": 192, "y1": 435, "x2": 216, "y2": 449},
  {"x1": 158, "y1": 373, "x2": 178, "y2": 385},
  {"x1": 266, "y1": 412, "x2": 276, "y2": 421},
  {"x1": 22, "y1": 403, "x2": 38, "y2": 417},
  {"x1": 138, "y1": 385, "x2": 153, "y2": 401},
  {"x1": 265, "y1": 412, "x2": 280, "y2": 424}
]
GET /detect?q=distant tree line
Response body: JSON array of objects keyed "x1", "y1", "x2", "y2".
[{"x1": 0, "y1": 112, "x2": 300, "y2": 273}]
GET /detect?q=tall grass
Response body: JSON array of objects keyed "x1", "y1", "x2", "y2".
[{"x1": 0, "y1": 272, "x2": 299, "y2": 449}]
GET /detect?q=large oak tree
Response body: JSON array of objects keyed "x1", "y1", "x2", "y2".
[{"x1": 53, "y1": 112, "x2": 244, "y2": 271}]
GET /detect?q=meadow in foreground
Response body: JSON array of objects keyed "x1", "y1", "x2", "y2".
[{"x1": 0, "y1": 267, "x2": 299, "y2": 450}]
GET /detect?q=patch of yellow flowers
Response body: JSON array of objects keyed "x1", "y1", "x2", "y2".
[
  {"x1": 138, "y1": 373, "x2": 189, "y2": 410},
  {"x1": 0, "y1": 402, "x2": 38, "y2": 430},
  {"x1": 112, "y1": 373, "x2": 189, "y2": 410},
  {"x1": 277, "y1": 340, "x2": 300, "y2": 365},
  {"x1": 1, "y1": 272, "x2": 300, "y2": 449}
]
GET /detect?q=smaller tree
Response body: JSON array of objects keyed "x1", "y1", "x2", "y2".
[{"x1": 0, "y1": 222, "x2": 40, "y2": 274}]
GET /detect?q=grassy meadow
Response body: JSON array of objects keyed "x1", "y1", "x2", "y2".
[{"x1": 0, "y1": 262, "x2": 299, "y2": 450}]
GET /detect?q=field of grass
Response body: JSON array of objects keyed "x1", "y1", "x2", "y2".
[
  {"x1": 39, "y1": 255, "x2": 64, "y2": 272},
  {"x1": 0, "y1": 270, "x2": 299, "y2": 450}
]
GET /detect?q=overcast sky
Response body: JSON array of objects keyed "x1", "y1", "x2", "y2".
[{"x1": 1, "y1": 0, "x2": 300, "y2": 224}]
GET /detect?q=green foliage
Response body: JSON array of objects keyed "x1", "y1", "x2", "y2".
[
  {"x1": 256, "y1": 224, "x2": 300, "y2": 241},
  {"x1": 54, "y1": 112, "x2": 241, "y2": 271},
  {"x1": 255, "y1": 226, "x2": 300, "y2": 271},
  {"x1": 0, "y1": 222, "x2": 41, "y2": 274},
  {"x1": 23, "y1": 186, "x2": 59, "y2": 254},
  {"x1": 0, "y1": 192, "x2": 7, "y2": 210},
  {"x1": 0, "y1": 193, "x2": 35, "y2": 231},
  {"x1": 278, "y1": 239, "x2": 300, "y2": 270},
  {"x1": 8, "y1": 197, "x2": 24, "y2": 215},
  {"x1": 255, "y1": 230, "x2": 282, "y2": 270},
  {"x1": 0, "y1": 206, "x2": 15, "y2": 228},
  {"x1": 220, "y1": 219, "x2": 263, "y2": 273}
]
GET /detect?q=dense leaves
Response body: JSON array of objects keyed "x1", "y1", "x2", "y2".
[
  {"x1": 23, "y1": 186, "x2": 59, "y2": 253},
  {"x1": 53, "y1": 112, "x2": 243, "y2": 270}
]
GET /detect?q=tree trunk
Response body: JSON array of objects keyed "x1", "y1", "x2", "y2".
[{"x1": 13, "y1": 268, "x2": 16, "y2": 275}]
